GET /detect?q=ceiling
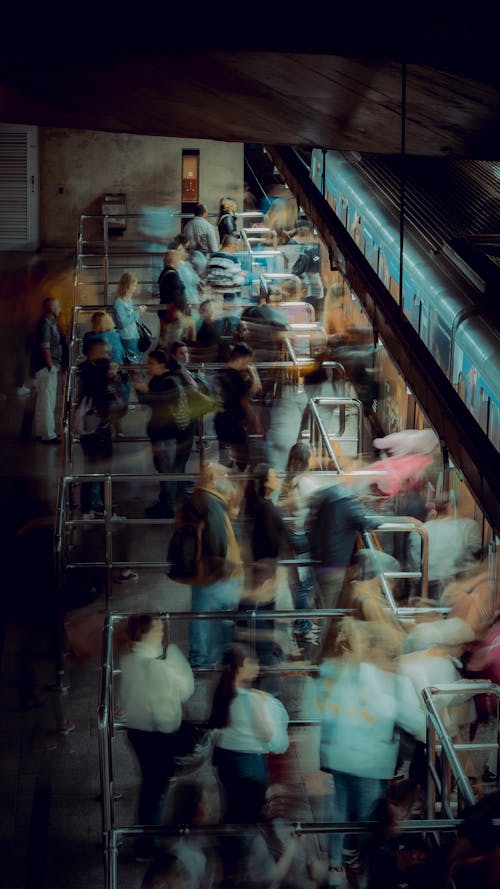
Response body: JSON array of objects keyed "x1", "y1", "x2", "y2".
[{"x1": 1, "y1": 17, "x2": 500, "y2": 158}]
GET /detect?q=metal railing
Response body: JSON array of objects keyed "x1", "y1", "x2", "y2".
[
  {"x1": 299, "y1": 396, "x2": 365, "y2": 469},
  {"x1": 422, "y1": 681, "x2": 500, "y2": 818},
  {"x1": 97, "y1": 609, "x2": 499, "y2": 889}
]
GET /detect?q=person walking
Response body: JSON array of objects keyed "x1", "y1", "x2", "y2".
[{"x1": 120, "y1": 615, "x2": 194, "y2": 859}]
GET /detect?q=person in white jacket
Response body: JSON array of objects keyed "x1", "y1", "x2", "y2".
[
  {"x1": 314, "y1": 618, "x2": 425, "y2": 888},
  {"x1": 120, "y1": 615, "x2": 194, "y2": 857}
]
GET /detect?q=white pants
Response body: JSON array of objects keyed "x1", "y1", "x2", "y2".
[{"x1": 34, "y1": 366, "x2": 59, "y2": 440}]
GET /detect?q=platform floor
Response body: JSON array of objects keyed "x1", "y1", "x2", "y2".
[{"x1": 1, "y1": 322, "x2": 366, "y2": 889}]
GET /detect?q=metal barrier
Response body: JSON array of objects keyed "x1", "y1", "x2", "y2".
[
  {"x1": 422, "y1": 682, "x2": 500, "y2": 818},
  {"x1": 97, "y1": 608, "x2": 500, "y2": 889},
  {"x1": 300, "y1": 396, "x2": 365, "y2": 467}
]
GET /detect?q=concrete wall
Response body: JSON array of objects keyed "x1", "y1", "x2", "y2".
[{"x1": 40, "y1": 129, "x2": 244, "y2": 247}]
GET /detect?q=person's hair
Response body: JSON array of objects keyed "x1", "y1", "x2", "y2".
[
  {"x1": 43, "y1": 296, "x2": 57, "y2": 312},
  {"x1": 126, "y1": 614, "x2": 157, "y2": 643},
  {"x1": 221, "y1": 234, "x2": 239, "y2": 249},
  {"x1": 140, "y1": 852, "x2": 189, "y2": 889},
  {"x1": 148, "y1": 348, "x2": 168, "y2": 366},
  {"x1": 168, "y1": 234, "x2": 189, "y2": 250},
  {"x1": 91, "y1": 310, "x2": 115, "y2": 333},
  {"x1": 219, "y1": 196, "x2": 235, "y2": 214},
  {"x1": 285, "y1": 441, "x2": 311, "y2": 476},
  {"x1": 116, "y1": 272, "x2": 138, "y2": 298},
  {"x1": 208, "y1": 643, "x2": 253, "y2": 729},
  {"x1": 228, "y1": 342, "x2": 253, "y2": 362},
  {"x1": 163, "y1": 249, "x2": 179, "y2": 266},
  {"x1": 193, "y1": 202, "x2": 207, "y2": 217},
  {"x1": 244, "y1": 463, "x2": 273, "y2": 516},
  {"x1": 170, "y1": 340, "x2": 187, "y2": 357}
]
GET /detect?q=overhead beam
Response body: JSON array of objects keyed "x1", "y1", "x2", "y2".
[{"x1": 267, "y1": 145, "x2": 500, "y2": 532}]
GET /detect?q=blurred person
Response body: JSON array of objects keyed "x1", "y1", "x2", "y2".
[
  {"x1": 205, "y1": 234, "x2": 247, "y2": 302},
  {"x1": 33, "y1": 296, "x2": 65, "y2": 443},
  {"x1": 279, "y1": 442, "x2": 321, "y2": 642},
  {"x1": 444, "y1": 788, "x2": 500, "y2": 889},
  {"x1": 182, "y1": 202, "x2": 218, "y2": 256},
  {"x1": 167, "y1": 780, "x2": 215, "y2": 889},
  {"x1": 373, "y1": 428, "x2": 439, "y2": 457},
  {"x1": 158, "y1": 250, "x2": 189, "y2": 344},
  {"x1": 77, "y1": 339, "x2": 129, "y2": 518},
  {"x1": 331, "y1": 327, "x2": 379, "y2": 414},
  {"x1": 181, "y1": 463, "x2": 244, "y2": 668},
  {"x1": 213, "y1": 343, "x2": 262, "y2": 471},
  {"x1": 82, "y1": 310, "x2": 126, "y2": 365},
  {"x1": 408, "y1": 495, "x2": 482, "y2": 599},
  {"x1": 112, "y1": 272, "x2": 147, "y2": 363},
  {"x1": 314, "y1": 618, "x2": 425, "y2": 888},
  {"x1": 208, "y1": 643, "x2": 290, "y2": 885},
  {"x1": 240, "y1": 282, "x2": 292, "y2": 356},
  {"x1": 217, "y1": 196, "x2": 239, "y2": 242},
  {"x1": 134, "y1": 345, "x2": 213, "y2": 518},
  {"x1": 209, "y1": 642, "x2": 289, "y2": 821},
  {"x1": 284, "y1": 222, "x2": 324, "y2": 320},
  {"x1": 243, "y1": 180, "x2": 258, "y2": 213},
  {"x1": 307, "y1": 480, "x2": 387, "y2": 648},
  {"x1": 120, "y1": 615, "x2": 194, "y2": 860},
  {"x1": 168, "y1": 234, "x2": 204, "y2": 305},
  {"x1": 192, "y1": 298, "x2": 222, "y2": 361},
  {"x1": 140, "y1": 852, "x2": 191, "y2": 889}
]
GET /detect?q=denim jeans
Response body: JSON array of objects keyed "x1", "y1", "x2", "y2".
[
  {"x1": 328, "y1": 769, "x2": 387, "y2": 868},
  {"x1": 151, "y1": 435, "x2": 193, "y2": 514},
  {"x1": 189, "y1": 576, "x2": 241, "y2": 667}
]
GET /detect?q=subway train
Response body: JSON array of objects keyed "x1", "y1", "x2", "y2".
[{"x1": 310, "y1": 149, "x2": 500, "y2": 458}]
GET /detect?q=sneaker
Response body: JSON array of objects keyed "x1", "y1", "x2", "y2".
[
  {"x1": 81, "y1": 511, "x2": 96, "y2": 520},
  {"x1": 17, "y1": 385, "x2": 31, "y2": 396},
  {"x1": 328, "y1": 865, "x2": 348, "y2": 888}
]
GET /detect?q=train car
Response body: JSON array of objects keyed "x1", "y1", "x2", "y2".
[{"x1": 310, "y1": 149, "x2": 500, "y2": 462}]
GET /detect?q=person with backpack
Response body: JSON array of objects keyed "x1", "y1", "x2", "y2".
[
  {"x1": 134, "y1": 346, "x2": 212, "y2": 519},
  {"x1": 168, "y1": 461, "x2": 244, "y2": 669}
]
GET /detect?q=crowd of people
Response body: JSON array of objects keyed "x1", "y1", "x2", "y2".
[{"x1": 28, "y1": 200, "x2": 500, "y2": 889}]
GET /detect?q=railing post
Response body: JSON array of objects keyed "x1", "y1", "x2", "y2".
[{"x1": 104, "y1": 475, "x2": 113, "y2": 607}]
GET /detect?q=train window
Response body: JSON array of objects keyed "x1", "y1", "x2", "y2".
[
  {"x1": 327, "y1": 191, "x2": 336, "y2": 213},
  {"x1": 457, "y1": 371, "x2": 466, "y2": 401},
  {"x1": 340, "y1": 197, "x2": 349, "y2": 227},
  {"x1": 479, "y1": 389, "x2": 490, "y2": 433},
  {"x1": 379, "y1": 254, "x2": 389, "y2": 288},
  {"x1": 388, "y1": 276, "x2": 399, "y2": 301},
  {"x1": 350, "y1": 216, "x2": 366, "y2": 253},
  {"x1": 489, "y1": 401, "x2": 500, "y2": 451},
  {"x1": 371, "y1": 241, "x2": 379, "y2": 272},
  {"x1": 420, "y1": 304, "x2": 429, "y2": 346}
]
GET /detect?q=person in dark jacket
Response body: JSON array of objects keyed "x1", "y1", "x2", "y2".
[
  {"x1": 213, "y1": 343, "x2": 262, "y2": 470},
  {"x1": 307, "y1": 481, "x2": 387, "y2": 657},
  {"x1": 78, "y1": 339, "x2": 128, "y2": 517},
  {"x1": 187, "y1": 462, "x2": 244, "y2": 668},
  {"x1": 135, "y1": 344, "x2": 213, "y2": 518},
  {"x1": 216, "y1": 196, "x2": 238, "y2": 243},
  {"x1": 157, "y1": 250, "x2": 189, "y2": 343}
]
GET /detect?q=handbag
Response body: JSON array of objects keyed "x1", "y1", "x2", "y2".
[{"x1": 136, "y1": 320, "x2": 153, "y2": 353}]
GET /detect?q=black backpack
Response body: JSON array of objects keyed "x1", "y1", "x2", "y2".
[
  {"x1": 166, "y1": 498, "x2": 206, "y2": 585},
  {"x1": 291, "y1": 245, "x2": 321, "y2": 276}
]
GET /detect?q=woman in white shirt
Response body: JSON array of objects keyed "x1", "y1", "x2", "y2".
[
  {"x1": 120, "y1": 615, "x2": 194, "y2": 855},
  {"x1": 209, "y1": 643, "x2": 289, "y2": 824}
]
